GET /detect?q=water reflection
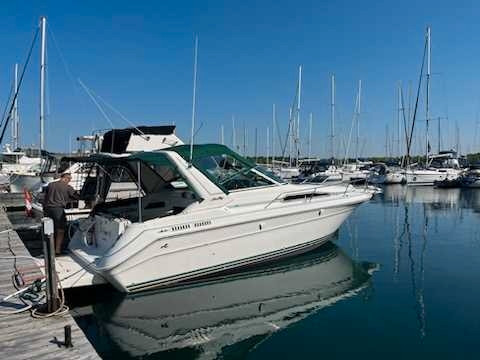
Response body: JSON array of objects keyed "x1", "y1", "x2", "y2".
[
  {"x1": 73, "y1": 242, "x2": 376, "y2": 359},
  {"x1": 381, "y1": 185, "x2": 480, "y2": 213},
  {"x1": 376, "y1": 186, "x2": 480, "y2": 339}
]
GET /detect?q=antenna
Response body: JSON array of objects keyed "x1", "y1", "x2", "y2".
[{"x1": 189, "y1": 35, "x2": 198, "y2": 165}]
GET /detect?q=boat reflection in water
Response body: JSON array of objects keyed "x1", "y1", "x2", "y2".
[
  {"x1": 77, "y1": 241, "x2": 376, "y2": 359},
  {"x1": 380, "y1": 184, "x2": 480, "y2": 212}
]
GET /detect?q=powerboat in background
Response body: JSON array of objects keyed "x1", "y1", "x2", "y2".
[
  {"x1": 0, "y1": 145, "x2": 44, "y2": 192},
  {"x1": 76, "y1": 242, "x2": 376, "y2": 358},
  {"x1": 304, "y1": 165, "x2": 343, "y2": 184},
  {"x1": 368, "y1": 163, "x2": 406, "y2": 185},
  {"x1": 340, "y1": 162, "x2": 372, "y2": 184},
  {"x1": 270, "y1": 160, "x2": 301, "y2": 181},
  {"x1": 66, "y1": 144, "x2": 374, "y2": 293},
  {"x1": 460, "y1": 164, "x2": 480, "y2": 188}
]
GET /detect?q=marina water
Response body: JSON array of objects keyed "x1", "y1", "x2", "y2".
[{"x1": 70, "y1": 185, "x2": 480, "y2": 359}]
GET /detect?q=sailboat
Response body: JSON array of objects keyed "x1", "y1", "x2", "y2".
[
  {"x1": 0, "y1": 62, "x2": 45, "y2": 192},
  {"x1": 306, "y1": 75, "x2": 342, "y2": 183},
  {"x1": 2, "y1": 19, "x2": 49, "y2": 193},
  {"x1": 406, "y1": 27, "x2": 463, "y2": 185},
  {"x1": 272, "y1": 66, "x2": 303, "y2": 181},
  {"x1": 339, "y1": 80, "x2": 372, "y2": 183}
]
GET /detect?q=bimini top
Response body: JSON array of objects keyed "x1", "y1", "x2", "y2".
[
  {"x1": 64, "y1": 144, "x2": 284, "y2": 193},
  {"x1": 68, "y1": 144, "x2": 250, "y2": 165}
]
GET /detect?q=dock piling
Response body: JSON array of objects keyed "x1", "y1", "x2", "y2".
[
  {"x1": 42, "y1": 217, "x2": 59, "y2": 313},
  {"x1": 64, "y1": 325, "x2": 73, "y2": 347}
]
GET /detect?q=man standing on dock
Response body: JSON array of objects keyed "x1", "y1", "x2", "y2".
[{"x1": 43, "y1": 173, "x2": 79, "y2": 255}]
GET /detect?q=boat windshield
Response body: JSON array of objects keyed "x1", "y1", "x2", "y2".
[{"x1": 170, "y1": 144, "x2": 285, "y2": 192}]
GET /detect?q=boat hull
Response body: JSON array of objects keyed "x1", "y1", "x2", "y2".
[
  {"x1": 461, "y1": 176, "x2": 480, "y2": 188},
  {"x1": 8, "y1": 174, "x2": 52, "y2": 193},
  {"x1": 405, "y1": 169, "x2": 460, "y2": 186},
  {"x1": 72, "y1": 199, "x2": 367, "y2": 293}
]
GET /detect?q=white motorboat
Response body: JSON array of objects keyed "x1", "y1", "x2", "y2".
[
  {"x1": 368, "y1": 164, "x2": 406, "y2": 185},
  {"x1": 272, "y1": 165, "x2": 301, "y2": 181},
  {"x1": 340, "y1": 163, "x2": 371, "y2": 183},
  {"x1": 83, "y1": 242, "x2": 376, "y2": 358},
  {"x1": 68, "y1": 144, "x2": 373, "y2": 293},
  {"x1": 306, "y1": 165, "x2": 343, "y2": 183},
  {"x1": 0, "y1": 146, "x2": 44, "y2": 192},
  {"x1": 460, "y1": 167, "x2": 480, "y2": 188}
]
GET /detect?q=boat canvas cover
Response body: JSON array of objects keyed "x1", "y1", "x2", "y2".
[{"x1": 101, "y1": 126, "x2": 177, "y2": 154}]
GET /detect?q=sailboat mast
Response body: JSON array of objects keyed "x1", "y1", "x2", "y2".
[
  {"x1": 296, "y1": 65, "x2": 302, "y2": 165},
  {"x1": 308, "y1": 112, "x2": 312, "y2": 159},
  {"x1": 330, "y1": 74, "x2": 335, "y2": 164},
  {"x1": 39, "y1": 16, "x2": 46, "y2": 150},
  {"x1": 12, "y1": 63, "x2": 19, "y2": 149},
  {"x1": 397, "y1": 81, "x2": 402, "y2": 158},
  {"x1": 288, "y1": 106, "x2": 293, "y2": 166},
  {"x1": 272, "y1": 104, "x2": 276, "y2": 166},
  {"x1": 243, "y1": 123, "x2": 247, "y2": 156},
  {"x1": 438, "y1": 117, "x2": 441, "y2": 153},
  {"x1": 220, "y1": 124, "x2": 224, "y2": 145},
  {"x1": 254, "y1": 127, "x2": 258, "y2": 162},
  {"x1": 266, "y1": 127, "x2": 270, "y2": 166},
  {"x1": 232, "y1": 115, "x2": 236, "y2": 151},
  {"x1": 425, "y1": 26, "x2": 431, "y2": 164},
  {"x1": 356, "y1": 80, "x2": 362, "y2": 162}
]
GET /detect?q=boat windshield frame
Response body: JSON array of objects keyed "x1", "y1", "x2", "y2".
[{"x1": 168, "y1": 144, "x2": 286, "y2": 193}]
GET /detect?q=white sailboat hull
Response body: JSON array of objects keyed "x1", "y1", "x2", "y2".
[{"x1": 405, "y1": 168, "x2": 461, "y2": 186}]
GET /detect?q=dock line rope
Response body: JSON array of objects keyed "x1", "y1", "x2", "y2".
[{"x1": 0, "y1": 228, "x2": 69, "y2": 317}]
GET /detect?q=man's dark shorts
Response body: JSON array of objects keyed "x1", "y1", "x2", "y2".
[{"x1": 44, "y1": 207, "x2": 66, "y2": 231}]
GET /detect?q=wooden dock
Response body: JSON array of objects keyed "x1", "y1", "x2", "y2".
[{"x1": 0, "y1": 208, "x2": 100, "y2": 359}]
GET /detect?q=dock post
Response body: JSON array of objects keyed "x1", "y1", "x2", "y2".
[{"x1": 42, "y1": 217, "x2": 59, "y2": 313}]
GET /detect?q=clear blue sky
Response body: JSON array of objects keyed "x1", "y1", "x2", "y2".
[{"x1": 1, "y1": 0, "x2": 480, "y2": 157}]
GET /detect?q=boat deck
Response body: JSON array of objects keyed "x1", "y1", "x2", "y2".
[{"x1": 0, "y1": 207, "x2": 100, "y2": 359}]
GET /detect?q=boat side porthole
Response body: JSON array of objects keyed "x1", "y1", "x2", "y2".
[
  {"x1": 318, "y1": 210, "x2": 322, "y2": 216},
  {"x1": 259, "y1": 222, "x2": 265, "y2": 230}
]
